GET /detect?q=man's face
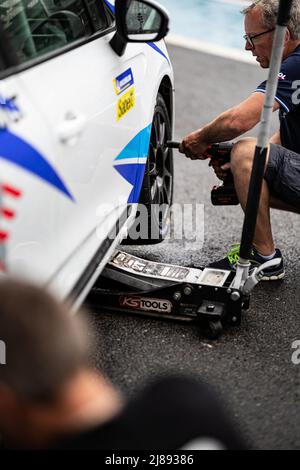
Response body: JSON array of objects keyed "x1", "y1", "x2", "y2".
[{"x1": 244, "y1": 7, "x2": 275, "y2": 68}]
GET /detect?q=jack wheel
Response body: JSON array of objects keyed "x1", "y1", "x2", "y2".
[{"x1": 203, "y1": 320, "x2": 223, "y2": 340}]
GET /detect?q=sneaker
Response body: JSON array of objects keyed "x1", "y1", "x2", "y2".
[{"x1": 209, "y1": 243, "x2": 285, "y2": 281}]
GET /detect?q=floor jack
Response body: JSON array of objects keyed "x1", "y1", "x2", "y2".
[
  {"x1": 90, "y1": 0, "x2": 292, "y2": 339},
  {"x1": 90, "y1": 250, "x2": 279, "y2": 339}
]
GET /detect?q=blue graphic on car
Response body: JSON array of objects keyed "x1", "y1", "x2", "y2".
[
  {"x1": 114, "y1": 124, "x2": 152, "y2": 203},
  {"x1": 0, "y1": 129, "x2": 74, "y2": 201}
]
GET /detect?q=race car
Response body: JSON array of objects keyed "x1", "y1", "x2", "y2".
[{"x1": 0, "y1": 0, "x2": 174, "y2": 306}]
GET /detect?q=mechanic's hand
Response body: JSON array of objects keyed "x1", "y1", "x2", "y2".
[
  {"x1": 179, "y1": 129, "x2": 209, "y2": 160},
  {"x1": 209, "y1": 159, "x2": 231, "y2": 181}
]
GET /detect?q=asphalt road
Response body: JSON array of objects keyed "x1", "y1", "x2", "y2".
[{"x1": 86, "y1": 45, "x2": 300, "y2": 450}]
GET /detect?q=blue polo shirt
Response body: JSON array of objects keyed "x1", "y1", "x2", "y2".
[{"x1": 255, "y1": 44, "x2": 300, "y2": 154}]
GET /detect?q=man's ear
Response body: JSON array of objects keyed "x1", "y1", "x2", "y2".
[{"x1": 285, "y1": 28, "x2": 291, "y2": 43}]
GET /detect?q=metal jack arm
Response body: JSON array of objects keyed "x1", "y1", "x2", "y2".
[{"x1": 242, "y1": 258, "x2": 282, "y2": 295}]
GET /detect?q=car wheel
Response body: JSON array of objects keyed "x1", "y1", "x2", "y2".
[{"x1": 126, "y1": 93, "x2": 174, "y2": 245}]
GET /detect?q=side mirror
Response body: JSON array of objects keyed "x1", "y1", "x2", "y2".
[{"x1": 110, "y1": 0, "x2": 169, "y2": 56}]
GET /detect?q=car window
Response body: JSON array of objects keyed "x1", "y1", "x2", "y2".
[{"x1": 0, "y1": 0, "x2": 109, "y2": 66}]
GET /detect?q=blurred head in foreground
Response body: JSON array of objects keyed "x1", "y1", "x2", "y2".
[{"x1": 0, "y1": 279, "x2": 121, "y2": 449}]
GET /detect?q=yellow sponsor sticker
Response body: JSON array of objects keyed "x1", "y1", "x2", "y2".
[{"x1": 117, "y1": 87, "x2": 135, "y2": 121}]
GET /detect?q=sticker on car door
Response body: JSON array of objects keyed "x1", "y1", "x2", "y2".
[
  {"x1": 114, "y1": 68, "x2": 134, "y2": 96},
  {"x1": 117, "y1": 87, "x2": 135, "y2": 121}
]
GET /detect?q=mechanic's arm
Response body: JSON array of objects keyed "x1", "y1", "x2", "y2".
[{"x1": 180, "y1": 92, "x2": 279, "y2": 159}]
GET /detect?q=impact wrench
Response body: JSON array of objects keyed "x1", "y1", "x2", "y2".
[{"x1": 166, "y1": 141, "x2": 239, "y2": 206}]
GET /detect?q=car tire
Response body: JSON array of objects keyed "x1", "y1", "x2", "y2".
[{"x1": 125, "y1": 93, "x2": 174, "y2": 245}]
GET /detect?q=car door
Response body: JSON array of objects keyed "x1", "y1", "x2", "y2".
[
  {"x1": 0, "y1": 0, "x2": 149, "y2": 293},
  {"x1": 0, "y1": 69, "x2": 59, "y2": 283}
]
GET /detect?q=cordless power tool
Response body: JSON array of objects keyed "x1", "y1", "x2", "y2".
[{"x1": 167, "y1": 141, "x2": 239, "y2": 206}]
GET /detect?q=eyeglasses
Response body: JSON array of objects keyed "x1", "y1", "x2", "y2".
[{"x1": 243, "y1": 28, "x2": 275, "y2": 49}]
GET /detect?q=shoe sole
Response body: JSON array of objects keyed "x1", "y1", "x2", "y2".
[{"x1": 261, "y1": 271, "x2": 285, "y2": 281}]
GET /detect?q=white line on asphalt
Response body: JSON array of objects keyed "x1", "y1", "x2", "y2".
[{"x1": 166, "y1": 34, "x2": 257, "y2": 65}]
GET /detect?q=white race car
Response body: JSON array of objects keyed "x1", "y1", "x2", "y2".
[{"x1": 0, "y1": 0, "x2": 174, "y2": 306}]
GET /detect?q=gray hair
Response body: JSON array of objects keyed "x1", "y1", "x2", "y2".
[
  {"x1": 241, "y1": 0, "x2": 300, "y2": 40},
  {"x1": 0, "y1": 279, "x2": 92, "y2": 404}
]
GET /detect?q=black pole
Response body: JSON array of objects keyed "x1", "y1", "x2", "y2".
[
  {"x1": 239, "y1": 0, "x2": 293, "y2": 261},
  {"x1": 239, "y1": 147, "x2": 268, "y2": 260}
]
